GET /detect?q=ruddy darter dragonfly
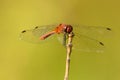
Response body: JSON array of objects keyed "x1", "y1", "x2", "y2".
[{"x1": 20, "y1": 24, "x2": 111, "y2": 52}]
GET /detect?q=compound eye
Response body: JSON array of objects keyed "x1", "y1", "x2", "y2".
[{"x1": 64, "y1": 25, "x2": 73, "y2": 33}]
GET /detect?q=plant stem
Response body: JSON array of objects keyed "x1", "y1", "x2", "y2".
[{"x1": 64, "y1": 32, "x2": 74, "y2": 80}]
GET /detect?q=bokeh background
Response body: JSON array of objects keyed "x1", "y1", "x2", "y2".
[{"x1": 0, "y1": 0, "x2": 120, "y2": 80}]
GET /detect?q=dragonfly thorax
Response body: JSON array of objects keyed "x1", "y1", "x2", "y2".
[{"x1": 55, "y1": 24, "x2": 73, "y2": 34}]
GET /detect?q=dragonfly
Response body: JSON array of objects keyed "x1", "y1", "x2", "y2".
[{"x1": 20, "y1": 23, "x2": 111, "y2": 52}]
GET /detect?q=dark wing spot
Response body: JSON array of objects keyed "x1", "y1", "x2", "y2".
[
  {"x1": 99, "y1": 42, "x2": 104, "y2": 46},
  {"x1": 106, "y1": 28, "x2": 111, "y2": 31},
  {"x1": 21, "y1": 30, "x2": 26, "y2": 33},
  {"x1": 34, "y1": 26, "x2": 38, "y2": 29}
]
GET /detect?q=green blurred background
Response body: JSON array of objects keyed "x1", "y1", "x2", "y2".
[{"x1": 0, "y1": 0, "x2": 120, "y2": 80}]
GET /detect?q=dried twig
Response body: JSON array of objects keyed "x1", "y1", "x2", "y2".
[{"x1": 64, "y1": 32, "x2": 74, "y2": 80}]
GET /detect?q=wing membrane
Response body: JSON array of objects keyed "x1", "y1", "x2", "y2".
[
  {"x1": 72, "y1": 33, "x2": 105, "y2": 52},
  {"x1": 20, "y1": 24, "x2": 111, "y2": 52},
  {"x1": 19, "y1": 25, "x2": 57, "y2": 43},
  {"x1": 73, "y1": 25, "x2": 111, "y2": 40}
]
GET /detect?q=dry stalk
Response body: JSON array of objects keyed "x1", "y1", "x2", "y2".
[{"x1": 64, "y1": 32, "x2": 74, "y2": 80}]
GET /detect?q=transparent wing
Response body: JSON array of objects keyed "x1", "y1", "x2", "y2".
[
  {"x1": 72, "y1": 25, "x2": 112, "y2": 40},
  {"x1": 19, "y1": 24, "x2": 112, "y2": 52},
  {"x1": 57, "y1": 33, "x2": 67, "y2": 46},
  {"x1": 71, "y1": 25, "x2": 111, "y2": 52},
  {"x1": 19, "y1": 25, "x2": 58, "y2": 43},
  {"x1": 72, "y1": 33, "x2": 105, "y2": 52},
  {"x1": 32, "y1": 25, "x2": 57, "y2": 37}
]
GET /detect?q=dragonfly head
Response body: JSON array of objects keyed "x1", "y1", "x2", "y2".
[{"x1": 64, "y1": 25, "x2": 73, "y2": 33}]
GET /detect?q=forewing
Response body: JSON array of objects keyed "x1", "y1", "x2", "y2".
[
  {"x1": 20, "y1": 25, "x2": 57, "y2": 43},
  {"x1": 32, "y1": 25, "x2": 57, "y2": 37},
  {"x1": 72, "y1": 25, "x2": 112, "y2": 40}
]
